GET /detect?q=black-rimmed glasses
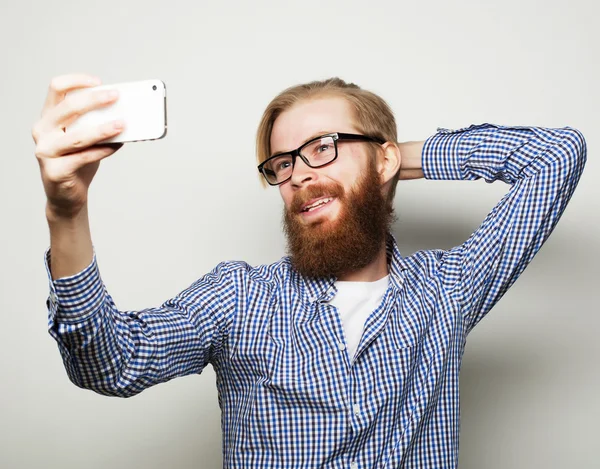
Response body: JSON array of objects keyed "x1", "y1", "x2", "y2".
[{"x1": 257, "y1": 132, "x2": 386, "y2": 186}]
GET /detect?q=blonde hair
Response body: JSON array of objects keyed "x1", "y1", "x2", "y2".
[{"x1": 256, "y1": 77, "x2": 400, "y2": 203}]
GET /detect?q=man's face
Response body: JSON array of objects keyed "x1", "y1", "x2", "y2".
[
  {"x1": 270, "y1": 96, "x2": 391, "y2": 278},
  {"x1": 271, "y1": 96, "x2": 370, "y2": 222}
]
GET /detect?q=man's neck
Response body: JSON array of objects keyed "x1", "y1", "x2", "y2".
[{"x1": 337, "y1": 244, "x2": 388, "y2": 282}]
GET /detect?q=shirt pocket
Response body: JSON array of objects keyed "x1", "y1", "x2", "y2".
[
  {"x1": 375, "y1": 322, "x2": 420, "y2": 386},
  {"x1": 366, "y1": 308, "x2": 422, "y2": 410}
]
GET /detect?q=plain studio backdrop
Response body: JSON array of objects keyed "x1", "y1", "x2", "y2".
[{"x1": 0, "y1": 0, "x2": 598, "y2": 468}]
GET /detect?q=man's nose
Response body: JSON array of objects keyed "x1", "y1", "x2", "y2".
[{"x1": 290, "y1": 157, "x2": 317, "y2": 187}]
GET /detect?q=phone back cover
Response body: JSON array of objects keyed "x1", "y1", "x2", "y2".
[{"x1": 67, "y1": 79, "x2": 167, "y2": 143}]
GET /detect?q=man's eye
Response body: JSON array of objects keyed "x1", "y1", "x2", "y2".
[
  {"x1": 317, "y1": 144, "x2": 332, "y2": 153},
  {"x1": 276, "y1": 160, "x2": 292, "y2": 171}
]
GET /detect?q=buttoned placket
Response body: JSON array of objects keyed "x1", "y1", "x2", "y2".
[
  {"x1": 348, "y1": 287, "x2": 404, "y2": 467},
  {"x1": 312, "y1": 290, "x2": 360, "y2": 466},
  {"x1": 305, "y1": 265, "x2": 406, "y2": 468}
]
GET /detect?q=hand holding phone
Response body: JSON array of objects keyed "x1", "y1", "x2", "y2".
[
  {"x1": 66, "y1": 79, "x2": 167, "y2": 144},
  {"x1": 33, "y1": 75, "x2": 168, "y2": 222}
]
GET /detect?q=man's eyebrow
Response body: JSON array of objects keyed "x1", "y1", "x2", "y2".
[{"x1": 270, "y1": 130, "x2": 333, "y2": 158}]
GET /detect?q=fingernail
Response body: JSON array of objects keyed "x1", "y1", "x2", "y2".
[
  {"x1": 90, "y1": 76, "x2": 102, "y2": 85},
  {"x1": 114, "y1": 120, "x2": 125, "y2": 129},
  {"x1": 106, "y1": 90, "x2": 119, "y2": 99}
]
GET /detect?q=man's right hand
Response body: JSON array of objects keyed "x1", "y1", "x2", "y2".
[{"x1": 32, "y1": 74, "x2": 125, "y2": 220}]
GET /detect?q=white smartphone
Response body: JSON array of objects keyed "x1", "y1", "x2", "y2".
[{"x1": 66, "y1": 79, "x2": 167, "y2": 143}]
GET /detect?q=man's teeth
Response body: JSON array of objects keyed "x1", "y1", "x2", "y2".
[{"x1": 304, "y1": 198, "x2": 332, "y2": 212}]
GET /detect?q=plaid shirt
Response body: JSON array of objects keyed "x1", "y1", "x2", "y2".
[{"x1": 45, "y1": 123, "x2": 586, "y2": 468}]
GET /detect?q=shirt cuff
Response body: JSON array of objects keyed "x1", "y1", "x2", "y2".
[
  {"x1": 422, "y1": 123, "x2": 495, "y2": 181},
  {"x1": 44, "y1": 247, "x2": 105, "y2": 325}
]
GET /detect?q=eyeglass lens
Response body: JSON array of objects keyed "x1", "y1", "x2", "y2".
[{"x1": 263, "y1": 136, "x2": 336, "y2": 184}]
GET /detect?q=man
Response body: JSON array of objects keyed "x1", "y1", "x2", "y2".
[{"x1": 33, "y1": 74, "x2": 586, "y2": 468}]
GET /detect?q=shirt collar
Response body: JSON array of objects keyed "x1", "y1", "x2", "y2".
[{"x1": 385, "y1": 232, "x2": 407, "y2": 294}]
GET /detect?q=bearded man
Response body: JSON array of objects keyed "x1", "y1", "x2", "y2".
[{"x1": 34, "y1": 74, "x2": 587, "y2": 468}]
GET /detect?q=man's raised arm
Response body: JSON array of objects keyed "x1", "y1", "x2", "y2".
[
  {"x1": 418, "y1": 123, "x2": 586, "y2": 331},
  {"x1": 34, "y1": 75, "x2": 233, "y2": 397}
]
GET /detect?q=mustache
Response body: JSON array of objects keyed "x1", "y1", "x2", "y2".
[{"x1": 289, "y1": 182, "x2": 345, "y2": 213}]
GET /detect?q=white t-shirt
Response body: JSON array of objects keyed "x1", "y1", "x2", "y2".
[{"x1": 329, "y1": 275, "x2": 390, "y2": 360}]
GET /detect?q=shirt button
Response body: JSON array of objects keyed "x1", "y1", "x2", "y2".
[
  {"x1": 353, "y1": 404, "x2": 360, "y2": 416},
  {"x1": 337, "y1": 341, "x2": 346, "y2": 351},
  {"x1": 350, "y1": 462, "x2": 358, "y2": 469}
]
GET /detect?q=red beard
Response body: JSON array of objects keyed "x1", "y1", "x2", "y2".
[{"x1": 283, "y1": 160, "x2": 393, "y2": 278}]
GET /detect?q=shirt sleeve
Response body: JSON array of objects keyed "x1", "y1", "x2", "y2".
[
  {"x1": 421, "y1": 123, "x2": 587, "y2": 333},
  {"x1": 44, "y1": 247, "x2": 236, "y2": 397}
]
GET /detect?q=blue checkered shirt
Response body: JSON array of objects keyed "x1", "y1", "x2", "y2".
[{"x1": 45, "y1": 123, "x2": 586, "y2": 468}]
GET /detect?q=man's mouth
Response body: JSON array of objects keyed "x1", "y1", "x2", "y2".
[{"x1": 301, "y1": 197, "x2": 334, "y2": 213}]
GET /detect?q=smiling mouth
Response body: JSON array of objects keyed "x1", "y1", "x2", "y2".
[{"x1": 301, "y1": 197, "x2": 334, "y2": 213}]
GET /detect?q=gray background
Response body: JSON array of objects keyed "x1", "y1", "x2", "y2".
[{"x1": 1, "y1": 0, "x2": 598, "y2": 467}]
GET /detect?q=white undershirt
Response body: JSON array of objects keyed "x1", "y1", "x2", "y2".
[{"x1": 329, "y1": 275, "x2": 390, "y2": 360}]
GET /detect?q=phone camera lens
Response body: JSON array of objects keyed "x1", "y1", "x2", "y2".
[{"x1": 152, "y1": 85, "x2": 157, "y2": 91}]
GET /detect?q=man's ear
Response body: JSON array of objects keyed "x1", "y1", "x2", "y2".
[{"x1": 377, "y1": 142, "x2": 402, "y2": 184}]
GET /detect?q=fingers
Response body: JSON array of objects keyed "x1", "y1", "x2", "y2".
[
  {"x1": 75, "y1": 144, "x2": 123, "y2": 166},
  {"x1": 42, "y1": 74, "x2": 101, "y2": 115},
  {"x1": 35, "y1": 120, "x2": 125, "y2": 159},
  {"x1": 34, "y1": 75, "x2": 123, "y2": 211},
  {"x1": 41, "y1": 88, "x2": 119, "y2": 134},
  {"x1": 33, "y1": 74, "x2": 108, "y2": 144},
  {"x1": 40, "y1": 144, "x2": 122, "y2": 177}
]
